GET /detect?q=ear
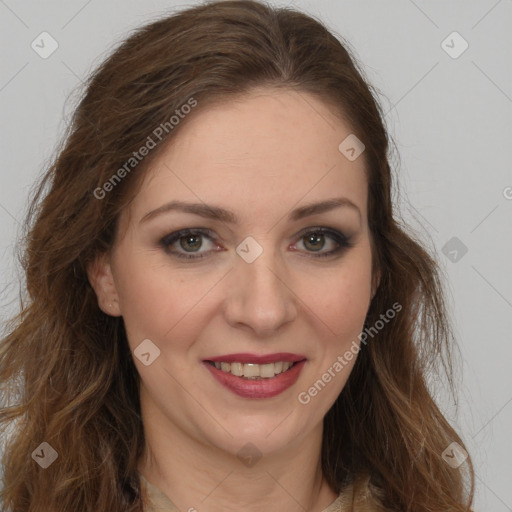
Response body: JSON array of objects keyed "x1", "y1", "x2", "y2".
[{"x1": 86, "y1": 252, "x2": 122, "y2": 317}]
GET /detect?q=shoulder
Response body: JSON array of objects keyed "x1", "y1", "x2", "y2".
[
  {"x1": 140, "y1": 471, "x2": 392, "y2": 512},
  {"x1": 343, "y1": 474, "x2": 393, "y2": 512},
  {"x1": 139, "y1": 472, "x2": 180, "y2": 512}
]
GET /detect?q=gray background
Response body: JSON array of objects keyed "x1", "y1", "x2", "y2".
[{"x1": 1, "y1": 1, "x2": 511, "y2": 510}]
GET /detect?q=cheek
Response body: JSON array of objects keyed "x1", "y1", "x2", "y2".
[
  {"x1": 113, "y1": 237, "x2": 373, "y2": 352},
  {"x1": 299, "y1": 252, "x2": 372, "y2": 339},
  {"x1": 113, "y1": 251, "x2": 187, "y2": 347},
  {"x1": 113, "y1": 252, "x2": 221, "y2": 357}
]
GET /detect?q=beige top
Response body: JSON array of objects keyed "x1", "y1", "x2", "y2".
[{"x1": 139, "y1": 472, "x2": 382, "y2": 512}]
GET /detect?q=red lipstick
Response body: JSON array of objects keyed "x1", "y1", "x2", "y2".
[
  {"x1": 205, "y1": 352, "x2": 306, "y2": 364},
  {"x1": 203, "y1": 353, "x2": 307, "y2": 399}
]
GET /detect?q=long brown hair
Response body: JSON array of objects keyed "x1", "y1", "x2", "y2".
[{"x1": 0, "y1": 1, "x2": 474, "y2": 510}]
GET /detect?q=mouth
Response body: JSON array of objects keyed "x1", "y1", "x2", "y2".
[
  {"x1": 204, "y1": 360, "x2": 302, "y2": 380},
  {"x1": 202, "y1": 355, "x2": 307, "y2": 399}
]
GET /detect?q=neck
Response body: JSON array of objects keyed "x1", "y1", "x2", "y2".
[{"x1": 137, "y1": 392, "x2": 338, "y2": 512}]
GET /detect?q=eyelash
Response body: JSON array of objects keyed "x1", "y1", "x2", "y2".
[{"x1": 159, "y1": 227, "x2": 354, "y2": 261}]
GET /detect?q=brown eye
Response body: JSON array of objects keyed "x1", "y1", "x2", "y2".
[
  {"x1": 303, "y1": 232, "x2": 326, "y2": 252},
  {"x1": 294, "y1": 228, "x2": 353, "y2": 258},
  {"x1": 179, "y1": 234, "x2": 203, "y2": 252},
  {"x1": 160, "y1": 227, "x2": 354, "y2": 261},
  {"x1": 160, "y1": 229, "x2": 218, "y2": 260}
]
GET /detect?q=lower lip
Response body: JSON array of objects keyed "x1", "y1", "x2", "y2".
[{"x1": 203, "y1": 360, "x2": 306, "y2": 399}]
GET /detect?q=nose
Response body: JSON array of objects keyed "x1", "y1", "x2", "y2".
[{"x1": 223, "y1": 243, "x2": 298, "y2": 337}]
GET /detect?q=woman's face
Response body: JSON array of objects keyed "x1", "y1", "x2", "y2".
[{"x1": 91, "y1": 87, "x2": 378, "y2": 458}]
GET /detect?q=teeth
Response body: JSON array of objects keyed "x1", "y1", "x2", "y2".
[
  {"x1": 230, "y1": 362, "x2": 243, "y2": 376},
  {"x1": 244, "y1": 363, "x2": 260, "y2": 378},
  {"x1": 260, "y1": 363, "x2": 275, "y2": 378},
  {"x1": 212, "y1": 361, "x2": 295, "y2": 379}
]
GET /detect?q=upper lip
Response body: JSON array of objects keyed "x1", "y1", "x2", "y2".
[{"x1": 204, "y1": 353, "x2": 306, "y2": 364}]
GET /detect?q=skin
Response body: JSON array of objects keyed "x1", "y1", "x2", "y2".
[{"x1": 88, "y1": 86, "x2": 380, "y2": 512}]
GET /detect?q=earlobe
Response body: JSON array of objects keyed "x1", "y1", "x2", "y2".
[{"x1": 86, "y1": 253, "x2": 122, "y2": 317}]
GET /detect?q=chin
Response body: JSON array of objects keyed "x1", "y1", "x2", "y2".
[{"x1": 201, "y1": 412, "x2": 314, "y2": 458}]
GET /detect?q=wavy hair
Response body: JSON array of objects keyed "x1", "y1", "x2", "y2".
[{"x1": 0, "y1": 1, "x2": 474, "y2": 510}]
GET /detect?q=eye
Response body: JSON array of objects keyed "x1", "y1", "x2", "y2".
[
  {"x1": 160, "y1": 228, "x2": 219, "y2": 260},
  {"x1": 292, "y1": 227, "x2": 354, "y2": 258},
  {"x1": 159, "y1": 227, "x2": 354, "y2": 260}
]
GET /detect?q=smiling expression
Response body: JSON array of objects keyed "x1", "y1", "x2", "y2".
[{"x1": 91, "y1": 86, "x2": 379, "y2": 456}]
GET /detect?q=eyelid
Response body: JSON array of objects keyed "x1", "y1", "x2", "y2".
[
  {"x1": 160, "y1": 228, "x2": 217, "y2": 247},
  {"x1": 159, "y1": 226, "x2": 354, "y2": 260},
  {"x1": 291, "y1": 227, "x2": 354, "y2": 257}
]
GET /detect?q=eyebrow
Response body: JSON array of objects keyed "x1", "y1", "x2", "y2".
[{"x1": 140, "y1": 197, "x2": 362, "y2": 225}]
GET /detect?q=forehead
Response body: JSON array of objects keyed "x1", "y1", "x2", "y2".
[{"x1": 126, "y1": 87, "x2": 368, "y2": 228}]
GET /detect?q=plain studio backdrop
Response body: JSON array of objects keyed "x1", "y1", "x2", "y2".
[{"x1": 0, "y1": 1, "x2": 511, "y2": 510}]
